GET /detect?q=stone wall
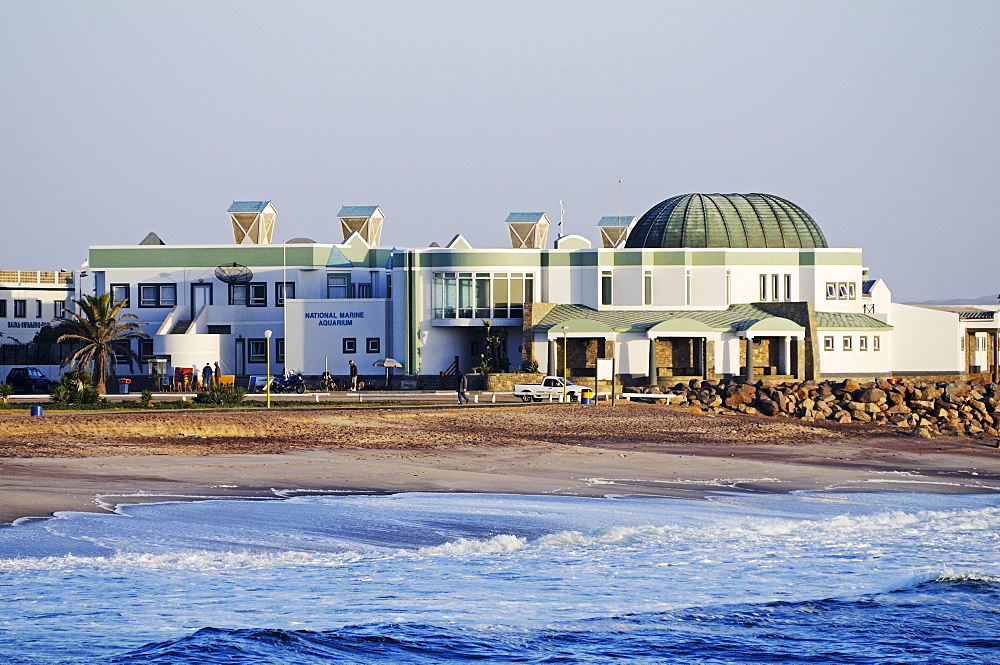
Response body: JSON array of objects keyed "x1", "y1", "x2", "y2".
[{"x1": 627, "y1": 377, "x2": 1000, "y2": 441}]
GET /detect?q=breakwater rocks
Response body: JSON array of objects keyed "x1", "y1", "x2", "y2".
[{"x1": 626, "y1": 378, "x2": 1000, "y2": 441}]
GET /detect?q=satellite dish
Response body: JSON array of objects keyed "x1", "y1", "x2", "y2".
[{"x1": 215, "y1": 262, "x2": 253, "y2": 284}]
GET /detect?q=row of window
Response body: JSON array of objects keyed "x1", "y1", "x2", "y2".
[
  {"x1": 604, "y1": 272, "x2": 798, "y2": 307},
  {"x1": 110, "y1": 273, "x2": 387, "y2": 310},
  {"x1": 433, "y1": 272, "x2": 534, "y2": 319},
  {"x1": 759, "y1": 274, "x2": 794, "y2": 302},
  {"x1": 246, "y1": 336, "x2": 381, "y2": 364},
  {"x1": 823, "y1": 335, "x2": 881, "y2": 352},
  {"x1": 825, "y1": 282, "x2": 858, "y2": 300},
  {"x1": 0, "y1": 299, "x2": 65, "y2": 318}
]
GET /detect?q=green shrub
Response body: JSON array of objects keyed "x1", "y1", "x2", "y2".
[
  {"x1": 139, "y1": 389, "x2": 153, "y2": 408},
  {"x1": 50, "y1": 370, "x2": 100, "y2": 405},
  {"x1": 193, "y1": 387, "x2": 246, "y2": 407},
  {"x1": 0, "y1": 383, "x2": 12, "y2": 404}
]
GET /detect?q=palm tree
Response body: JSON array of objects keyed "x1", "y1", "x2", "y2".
[{"x1": 56, "y1": 293, "x2": 148, "y2": 395}]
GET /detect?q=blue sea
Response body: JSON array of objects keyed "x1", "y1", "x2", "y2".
[{"x1": 1, "y1": 491, "x2": 999, "y2": 664}]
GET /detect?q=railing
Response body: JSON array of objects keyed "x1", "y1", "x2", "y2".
[{"x1": 0, "y1": 270, "x2": 74, "y2": 285}]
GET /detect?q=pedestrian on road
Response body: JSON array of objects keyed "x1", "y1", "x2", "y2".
[
  {"x1": 202, "y1": 363, "x2": 213, "y2": 391},
  {"x1": 349, "y1": 360, "x2": 359, "y2": 391},
  {"x1": 456, "y1": 370, "x2": 470, "y2": 404}
]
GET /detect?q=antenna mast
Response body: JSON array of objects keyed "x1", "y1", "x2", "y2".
[{"x1": 559, "y1": 200, "x2": 565, "y2": 238}]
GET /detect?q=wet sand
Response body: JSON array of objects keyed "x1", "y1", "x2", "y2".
[{"x1": 3, "y1": 402, "x2": 1000, "y2": 525}]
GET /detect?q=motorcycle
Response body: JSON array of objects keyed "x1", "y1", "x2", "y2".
[{"x1": 270, "y1": 371, "x2": 306, "y2": 394}]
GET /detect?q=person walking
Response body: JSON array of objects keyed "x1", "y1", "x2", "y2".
[
  {"x1": 456, "y1": 370, "x2": 470, "y2": 404},
  {"x1": 349, "y1": 359, "x2": 359, "y2": 391},
  {"x1": 213, "y1": 361, "x2": 221, "y2": 387},
  {"x1": 202, "y1": 362, "x2": 213, "y2": 391}
]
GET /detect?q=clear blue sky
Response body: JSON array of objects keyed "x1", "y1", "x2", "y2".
[{"x1": 2, "y1": 1, "x2": 996, "y2": 302}]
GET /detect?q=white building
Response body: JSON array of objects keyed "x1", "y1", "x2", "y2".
[{"x1": 7, "y1": 193, "x2": 996, "y2": 388}]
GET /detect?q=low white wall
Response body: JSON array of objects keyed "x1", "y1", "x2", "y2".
[{"x1": 889, "y1": 304, "x2": 961, "y2": 374}]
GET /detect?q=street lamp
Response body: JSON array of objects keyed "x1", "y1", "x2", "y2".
[
  {"x1": 264, "y1": 329, "x2": 272, "y2": 408},
  {"x1": 561, "y1": 325, "x2": 569, "y2": 403}
]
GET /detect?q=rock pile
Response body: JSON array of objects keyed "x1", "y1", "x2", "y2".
[{"x1": 626, "y1": 378, "x2": 1000, "y2": 440}]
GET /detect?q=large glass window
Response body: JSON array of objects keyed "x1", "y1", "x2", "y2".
[
  {"x1": 276, "y1": 338, "x2": 285, "y2": 364},
  {"x1": 230, "y1": 284, "x2": 248, "y2": 306},
  {"x1": 139, "y1": 284, "x2": 176, "y2": 308},
  {"x1": 433, "y1": 272, "x2": 534, "y2": 319},
  {"x1": 0, "y1": 300, "x2": 6, "y2": 317},
  {"x1": 13, "y1": 300, "x2": 27, "y2": 318}
]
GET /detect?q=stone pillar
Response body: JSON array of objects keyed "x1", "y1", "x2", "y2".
[
  {"x1": 782, "y1": 336, "x2": 792, "y2": 376},
  {"x1": 744, "y1": 336, "x2": 754, "y2": 383},
  {"x1": 794, "y1": 338, "x2": 805, "y2": 380},
  {"x1": 548, "y1": 339, "x2": 558, "y2": 376},
  {"x1": 705, "y1": 339, "x2": 716, "y2": 380},
  {"x1": 648, "y1": 337, "x2": 657, "y2": 385}
]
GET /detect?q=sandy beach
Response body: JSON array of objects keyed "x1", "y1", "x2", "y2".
[{"x1": 3, "y1": 402, "x2": 1000, "y2": 525}]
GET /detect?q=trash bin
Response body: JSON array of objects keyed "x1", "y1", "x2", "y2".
[
  {"x1": 581, "y1": 388, "x2": 594, "y2": 405},
  {"x1": 30, "y1": 406, "x2": 44, "y2": 417},
  {"x1": 118, "y1": 378, "x2": 131, "y2": 394}
]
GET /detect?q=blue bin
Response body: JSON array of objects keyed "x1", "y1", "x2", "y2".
[
  {"x1": 580, "y1": 388, "x2": 595, "y2": 405},
  {"x1": 30, "y1": 406, "x2": 44, "y2": 417}
]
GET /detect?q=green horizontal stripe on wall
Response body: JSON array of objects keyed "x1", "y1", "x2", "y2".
[{"x1": 88, "y1": 245, "x2": 363, "y2": 269}]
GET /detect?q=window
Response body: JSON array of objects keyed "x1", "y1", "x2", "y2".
[
  {"x1": 248, "y1": 283, "x2": 267, "y2": 307},
  {"x1": 276, "y1": 338, "x2": 285, "y2": 364},
  {"x1": 838, "y1": 283, "x2": 849, "y2": 300},
  {"x1": 207, "y1": 325, "x2": 232, "y2": 334},
  {"x1": 343, "y1": 338, "x2": 357, "y2": 354},
  {"x1": 357, "y1": 283, "x2": 372, "y2": 299},
  {"x1": 366, "y1": 337, "x2": 381, "y2": 354},
  {"x1": 784, "y1": 275, "x2": 792, "y2": 301},
  {"x1": 276, "y1": 282, "x2": 294, "y2": 307},
  {"x1": 13, "y1": 300, "x2": 26, "y2": 318},
  {"x1": 873, "y1": 336, "x2": 881, "y2": 351},
  {"x1": 843, "y1": 336, "x2": 853, "y2": 351},
  {"x1": 248, "y1": 339, "x2": 268, "y2": 364},
  {"x1": 110, "y1": 284, "x2": 130, "y2": 307},
  {"x1": 826, "y1": 283, "x2": 836, "y2": 300},
  {"x1": 860, "y1": 336, "x2": 868, "y2": 351},
  {"x1": 433, "y1": 272, "x2": 534, "y2": 319},
  {"x1": 386, "y1": 274, "x2": 392, "y2": 298},
  {"x1": 726, "y1": 271, "x2": 732, "y2": 305},
  {"x1": 54, "y1": 301, "x2": 64, "y2": 318},
  {"x1": 848, "y1": 283, "x2": 857, "y2": 299},
  {"x1": 0, "y1": 300, "x2": 6, "y2": 317},
  {"x1": 601, "y1": 271, "x2": 613, "y2": 306},
  {"x1": 138, "y1": 339, "x2": 154, "y2": 364},
  {"x1": 230, "y1": 284, "x2": 248, "y2": 305},
  {"x1": 685, "y1": 271, "x2": 692, "y2": 305},
  {"x1": 327, "y1": 273, "x2": 350, "y2": 299},
  {"x1": 760, "y1": 275, "x2": 768, "y2": 301},
  {"x1": 139, "y1": 284, "x2": 176, "y2": 308},
  {"x1": 35, "y1": 300, "x2": 42, "y2": 318},
  {"x1": 824, "y1": 336, "x2": 834, "y2": 351},
  {"x1": 644, "y1": 271, "x2": 652, "y2": 306},
  {"x1": 113, "y1": 341, "x2": 131, "y2": 363},
  {"x1": 771, "y1": 274, "x2": 779, "y2": 302}
]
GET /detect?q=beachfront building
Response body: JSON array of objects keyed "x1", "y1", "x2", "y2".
[
  {"x1": 0, "y1": 269, "x2": 77, "y2": 377},
  {"x1": 61, "y1": 193, "x2": 997, "y2": 389}
]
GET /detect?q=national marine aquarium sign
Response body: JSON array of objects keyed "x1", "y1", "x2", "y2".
[
  {"x1": 305, "y1": 311, "x2": 366, "y2": 326},
  {"x1": 7, "y1": 321, "x2": 47, "y2": 329}
]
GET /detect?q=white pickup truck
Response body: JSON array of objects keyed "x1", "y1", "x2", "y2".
[{"x1": 513, "y1": 376, "x2": 589, "y2": 402}]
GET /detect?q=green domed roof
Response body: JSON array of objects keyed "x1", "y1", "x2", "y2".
[{"x1": 624, "y1": 193, "x2": 828, "y2": 249}]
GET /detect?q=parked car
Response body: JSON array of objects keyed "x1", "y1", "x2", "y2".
[
  {"x1": 4, "y1": 367, "x2": 53, "y2": 394},
  {"x1": 512, "y1": 375, "x2": 588, "y2": 402}
]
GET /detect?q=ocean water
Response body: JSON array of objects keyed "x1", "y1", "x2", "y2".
[{"x1": 1, "y1": 491, "x2": 999, "y2": 664}]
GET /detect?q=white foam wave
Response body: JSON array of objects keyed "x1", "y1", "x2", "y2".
[
  {"x1": 416, "y1": 534, "x2": 529, "y2": 555},
  {"x1": 0, "y1": 549, "x2": 368, "y2": 572}
]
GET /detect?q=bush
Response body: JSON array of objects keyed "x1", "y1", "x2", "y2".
[
  {"x1": 50, "y1": 370, "x2": 100, "y2": 405},
  {"x1": 0, "y1": 383, "x2": 12, "y2": 404},
  {"x1": 139, "y1": 389, "x2": 153, "y2": 408},
  {"x1": 193, "y1": 387, "x2": 246, "y2": 407},
  {"x1": 520, "y1": 359, "x2": 539, "y2": 373}
]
